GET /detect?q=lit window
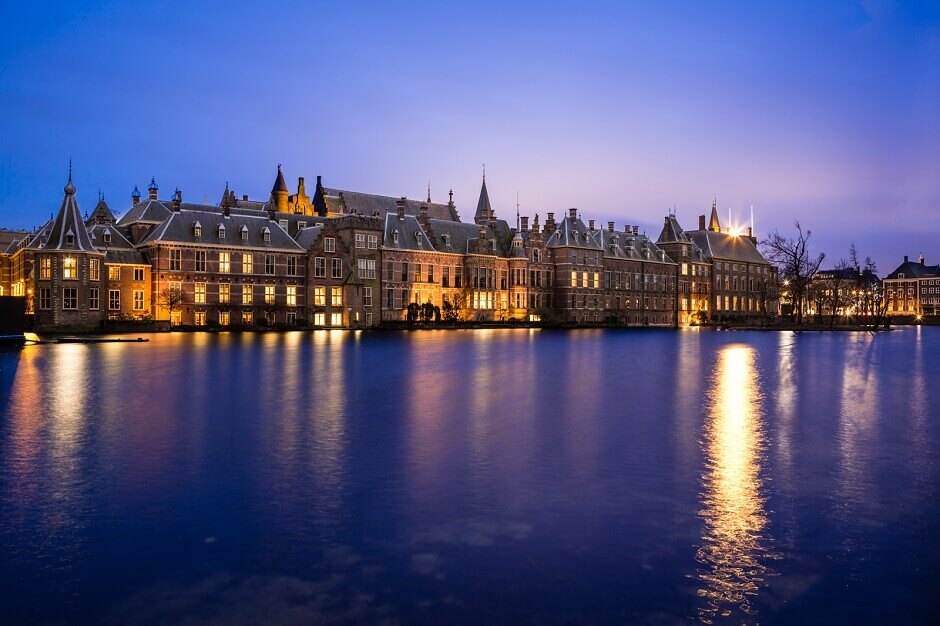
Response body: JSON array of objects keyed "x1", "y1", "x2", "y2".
[
  {"x1": 219, "y1": 311, "x2": 230, "y2": 326},
  {"x1": 40, "y1": 257, "x2": 52, "y2": 279},
  {"x1": 242, "y1": 284, "x2": 253, "y2": 305},
  {"x1": 286, "y1": 285, "x2": 297, "y2": 307},
  {"x1": 90, "y1": 259, "x2": 100, "y2": 281},
  {"x1": 242, "y1": 253, "x2": 253, "y2": 274},
  {"x1": 195, "y1": 311, "x2": 206, "y2": 326},
  {"x1": 331, "y1": 313, "x2": 343, "y2": 327},
  {"x1": 314, "y1": 312, "x2": 325, "y2": 326},
  {"x1": 193, "y1": 222, "x2": 202, "y2": 237},
  {"x1": 62, "y1": 257, "x2": 77, "y2": 279},
  {"x1": 331, "y1": 286, "x2": 343, "y2": 307},
  {"x1": 264, "y1": 285, "x2": 275, "y2": 305},
  {"x1": 242, "y1": 311, "x2": 253, "y2": 325},
  {"x1": 133, "y1": 290, "x2": 145, "y2": 310},
  {"x1": 314, "y1": 286, "x2": 325, "y2": 306},
  {"x1": 219, "y1": 252, "x2": 230, "y2": 273},
  {"x1": 219, "y1": 283, "x2": 230, "y2": 304},
  {"x1": 194, "y1": 282, "x2": 206, "y2": 304}
]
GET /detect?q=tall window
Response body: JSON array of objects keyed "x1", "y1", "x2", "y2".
[
  {"x1": 286, "y1": 285, "x2": 297, "y2": 307},
  {"x1": 194, "y1": 283, "x2": 206, "y2": 304},
  {"x1": 427, "y1": 265, "x2": 434, "y2": 283},
  {"x1": 332, "y1": 258, "x2": 343, "y2": 279},
  {"x1": 109, "y1": 265, "x2": 121, "y2": 281},
  {"x1": 195, "y1": 250, "x2": 206, "y2": 272},
  {"x1": 358, "y1": 258, "x2": 376, "y2": 279},
  {"x1": 109, "y1": 289, "x2": 121, "y2": 310},
  {"x1": 63, "y1": 288, "x2": 78, "y2": 310},
  {"x1": 367, "y1": 234, "x2": 378, "y2": 249},
  {"x1": 90, "y1": 259, "x2": 100, "y2": 281},
  {"x1": 89, "y1": 288, "x2": 99, "y2": 310},
  {"x1": 355, "y1": 233, "x2": 365, "y2": 249},
  {"x1": 242, "y1": 253, "x2": 253, "y2": 273},
  {"x1": 314, "y1": 257, "x2": 325, "y2": 278},
  {"x1": 39, "y1": 287, "x2": 51, "y2": 309},
  {"x1": 331, "y1": 313, "x2": 343, "y2": 326},
  {"x1": 133, "y1": 290, "x2": 145, "y2": 310},
  {"x1": 413, "y1": 263, "x2": 421, "y2": 282},
  {"x1": 265, "y1": 254, "x2": 275, "y2": 275},
  {"x1": 219, "y1": 252, "x2": 230, "y2": 273},
  {"x1": 443, "y1": 266, "x2": 450, "y2": 287},
  {"x1": 219, "y1": 283, "x2": 230, "y2": 304},
  {"x1": 325, "y1": 237, "x2": 336, "y2": 253},
  {"x1": 287, "y1": 256, "x2": 297, "y2": 276},
  {"x1": 40, "y1": 257, "x2": 52, "y2": 279},
  {"x1": 364, "y1": 286, "x2": 372, "y2": 306},
  {"x1": 264, "y1": 285, "x2": 275, "y2": 305},
  {"x1": 169, "y1": 249, "x2": 181, "y2": 271},
  {"x1": 401, "y1": 262, "x2": 409, "y2": 282},
  {"x1": 62, "y1": 257, "x2": 77, "y2": 279},
  {"x1": 331, "y1": 286, "x2": 343, "y2": 307},
  {"x1": 132, "y1": 267, "x2": 144, "y2": 281},
  {"x1": 314, "y1": 286, "x2": 325, "y2": 306},
  {"x1": 242, "y1": 284, "x2": 253, "y2": 305}
]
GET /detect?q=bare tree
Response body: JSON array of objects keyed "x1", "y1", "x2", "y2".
[
  {"x1": 754, "y1": 273, "x2": 780, "y2": 325},
  {"x1": 761, "y1": 221, "x2": 825, "y2": 325},
  {"x1": 156, "y1": 287, "x2": 189, "y2": 323}
]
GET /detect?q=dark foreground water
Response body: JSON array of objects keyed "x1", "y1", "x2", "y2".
[{"x1": 0, "y1": 328, "x2": 938, "y2": 625}]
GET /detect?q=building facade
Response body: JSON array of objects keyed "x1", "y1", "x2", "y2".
[
  {"x1": 884, "y1": 256, "x2": 940, "y2": 318},
  {"x1": 1, "y1": 165, "x2": 783, "y2": 331}
]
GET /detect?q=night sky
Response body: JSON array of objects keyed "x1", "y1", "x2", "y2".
[{"x1": 0, "y1": 0, "x2": 937, "y2": 272}]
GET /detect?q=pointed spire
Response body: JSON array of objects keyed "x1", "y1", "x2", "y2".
[
  {"x1": 427, "y1": 181, "x2": 431, "y2": 203},
  {"x1": 64, "y1": 159, "x2": 76, "y2": 195},
  {"x1": 516, "y1": 191, "x2": 520, "y2": 230},
  {"x1": 474, "y1": 170, "x2": 493, "y2": 224},
  {"x1": 272, "y1": 163, "x2": 288, "y2": 193},
  {"x1": 708, "y1": 195, "x2": 721, "y2": 232}
]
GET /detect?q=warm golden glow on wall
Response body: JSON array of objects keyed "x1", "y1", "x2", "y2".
[{"x1": 696, "y1": 344, "x2": 774, "y2": 623}]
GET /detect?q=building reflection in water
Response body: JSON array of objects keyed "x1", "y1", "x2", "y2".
[{"x1": 696, "y1": 344, "x2": 774, "y2": 624}]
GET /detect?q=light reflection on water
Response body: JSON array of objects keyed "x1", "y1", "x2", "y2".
[{"x1": 696, "y1": 344, "x2": 775, "y2": 624}]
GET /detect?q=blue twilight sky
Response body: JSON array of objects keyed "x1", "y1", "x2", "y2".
[{"x1": 0, "y1": 0, "x2": 937, "y2": 271}]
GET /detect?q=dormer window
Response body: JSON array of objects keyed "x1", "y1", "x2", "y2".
[
  {"x1": 218, "y1": 225, "x2": 225, "y2": 239},
  {"x1": 416, "y1": 232, "x2": 423, "y2": 248},
  {"x1": 103, "y1": 230, "x2": 112, "y2": 244},
  {"x1": 193, "y1": 221, "x2": 202, "y2": 238},
  {"x1": 240, "y1": 225, "x2": 248, "y2": 241},
  {"x1": 514, "y1": 238, "x2": 522, "y2": 248},
  {"x1": 279, "y1": 219, "x2": 288, "y2": 230},
  {"x1": 393, "y1": 229, "x2": 399, "y2": 244},
  {"x1": 262, "y1": 227, "x2": 271, "y2": 242},
  {"x1": 298, "y1": 221, "x2": 306, "y2": 230},
  {"x1": 65, "y1": 234, "x2": 75, "y2": 245},
  {"x1": 442, "y1": 233, "x2": 450, "y2": 245}
]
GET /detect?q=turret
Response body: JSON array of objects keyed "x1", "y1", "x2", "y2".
[{"x1": 270, "y1": 164, "x2": 289, "y2": 214}]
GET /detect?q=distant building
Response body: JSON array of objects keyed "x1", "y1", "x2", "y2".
[
  {"x1": 884, "y1": 255, "x2": 940, "y2": 318},
  {"x1": 807, "y1": 266, "x2": 879, "y2": 319}
]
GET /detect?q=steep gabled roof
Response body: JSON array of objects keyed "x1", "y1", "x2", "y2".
[
  {"x1": 116, "y1": 198, "x2": 172, "y2": 226},
  {"x1": 545, "y1": 215, "x2": 603, "y2": 250},
  {"x1": 319, "y1": 186, "x2": 459, "y2": 221},
  {"x1": 885, "y1": 260, "x2": 940, "y2": 280},
  {"x1": 45, "y1": 175, "x2": 97, "y2": 252},
  {"x1": 474, "y1": 177, "x2": 493, "y2": 222},
  {"x1": 139, "y1": 208, "x2": 303, "y2": 252},
  {"x1": 89, "y1": 223, "x2": 147, "y2": 265},
  {"x1": 86, "y1": 197, "x2": 116, "y2": 225},
  {"x1": 383, "y1": 213, "x2": 434, "y2": 251},
  {"x1": 687, "y1": 229, "x2": 769, "y2": 265}
]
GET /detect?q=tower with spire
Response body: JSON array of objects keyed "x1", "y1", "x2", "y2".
[
  {"x1": 33, "y1": 164, "x2": 105, "y2": 331},
  {"x1": 708, "y1": 196, "x2": 721, "y2": 232},
  {"x1": 473, "y1": 168, "x2": 495, "y2": 224},
  {"x1": 270, "y1": 164, "x2": 289, "y2": 214}
]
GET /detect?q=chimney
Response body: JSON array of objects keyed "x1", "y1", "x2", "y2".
[
  {"x1": 569, "y1": 208, "x2": 578, "y2": 220},
  {"x1": 904, "y1": 255, "x2": 909, "y2": 263},
  {"x1": 418, "y1": 203, "x2": 430, "y2": 231},
  {"x1": 242, "y1": 194, "x2": 248, "y2": 201},
  {"x1": 633, "y1": 225, "x2": 639, "y2": 235},
  {"x1": 625, "y1": 225, "x2": 631, "y2": 233},
  {"x1": 608, "y1": 221, "x2": 614, "y2": 232},
  {"x1": 532, "y1": 214, "x2": 540, "y2": 234},
  {"x1": 268, "y1": 206, "x2": 276, "y2": 221},
  {"x1": 132, "y1": 186, "x2": 141, "y2": 205},
  {"x1": 588, "y1": 219, "x2": 595, "y2": 230},
  {"x1": 148, "y1": 178, "x2": 158, "y2": 200},
  {"x1": 521, "y1": 216, "x2": 529, "y2": 232},
  {"x1": 544, "y1": 212, "x2": 556, "y2": 236},
  {"x1": 699, "y1": 215, "x2": 706, "y2": 230},
  {"x1": 919, "y1": 255, "x2": 925, "y2": 265},
  {"x1": 171, "y1": 188, "x2": 181, "y2": 211},
  {"x1": 396, "y1": 197, "x2": 406, "y2": 220}
]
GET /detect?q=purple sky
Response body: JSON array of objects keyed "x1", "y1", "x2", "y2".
[{"x1": 0, "y1": 0, "x2": 937, "y2": 273}]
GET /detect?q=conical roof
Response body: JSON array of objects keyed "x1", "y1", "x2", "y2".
[
  {"x1": 46, "y1": 173, "x2": 96, "y2": 251},
  {"x1": 708, "y1": 198, "x2": 721, "y2": 232},
  {"x1": 474, "y1": 177, "x2": 493, "y2": 222},
  {"x1": 272, "y1": 164, "x2": 288, "y2": 193}
]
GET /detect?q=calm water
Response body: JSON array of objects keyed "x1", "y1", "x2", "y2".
[{"x1": 0, "y1": 328, "x2": 937, "y2": 625}]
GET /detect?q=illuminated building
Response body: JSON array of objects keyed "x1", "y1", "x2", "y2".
[{"x1": 884, "y1": 255, "x2": 939, "y2": 318}]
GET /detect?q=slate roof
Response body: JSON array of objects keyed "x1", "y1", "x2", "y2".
[
  {"x1": 429, "y1": 218, "x2": 501, "y2": 256},
  {"x1": 139, "y1": 208, "x2": 303, "y2": 252},
  {"x1": 656, "y1": 216, "x2": 709, "y2": 263},
  {"x1": 687, "y1": 229, "x2": 770, "y2": 265},
  {"x1": 545, "y1": 215, "x2": 604, "y2": 250},
  {"x1": 86, "y1": 198, "x2": 117, "y2": 225},
  {"x1": 294, "y1": 224, "x2": 324, "y2": 250},
  {"x1": 885, "y1": 260, "x2": 940, "y2": 280},
  {"x1": 321, "y1": 187, "x2": 459, "y2": 222},
  {"x1": 46, "y1": 177, "x2": 98, "y2": 252},
  {"x1": 815, "y1": 267, "x2": 880, "y2": 283},
  {"x1": 22, "y1": 219, "x2": 55, "y2": 250},
  {"x1": 383, "y1": 213, "x2": 435, "y2": 251},
  {"x1": 272, "y1": 165, "x2": 289, "y2": 193},
  {"x1": 89, "y1": 224, "x2": 148, "y2": 265},
  {"x1": 117, "y1": 198, "x2": 172, "y2": 226}
]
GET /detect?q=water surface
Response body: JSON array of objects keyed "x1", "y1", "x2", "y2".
[{"x1": 1, "y1": 328, "x2": 937, "y2": 624}]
